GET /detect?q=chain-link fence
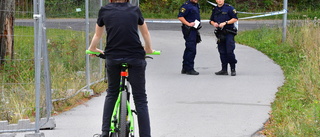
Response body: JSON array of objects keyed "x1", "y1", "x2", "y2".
[
  {"x1": 1, "y1": 0, "x2": 43, "y2": 135},
  {"x1": 0, "y1": 0, "x2": 142, "y2": 136}
]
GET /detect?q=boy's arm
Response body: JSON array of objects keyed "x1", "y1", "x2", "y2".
[
  {"x1": 138, "y1": 22, "x2": 153, "y2": 54},
  {"x1": 88, "y1": 24, "x2": 105, "y2": 54}
]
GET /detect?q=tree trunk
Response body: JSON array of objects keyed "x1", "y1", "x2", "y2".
[{"x1": 0, "y1": 0, "x2": 15, "y2": 65}]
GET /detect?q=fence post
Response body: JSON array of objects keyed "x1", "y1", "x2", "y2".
[
  {"x1": 85, "y1": 0, "x2": 91, "y2": 92},
  {"x1": 42, "y1": 0, "x2": 54, "y2": 126},
  {"x1": 99, "y1": 0, "x2": 103, "y2": 75},
  {"x1": 282, "y1": 0, "x2": 288, "y2": 43},
  {"x1": 33, "y1": 0, "x2": 43, "y2": 133}
]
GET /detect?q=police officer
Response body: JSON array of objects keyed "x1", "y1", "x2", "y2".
[
  {"x1": 210, "y1": 0, "x2": 238, "y2": 76},
  {"x1": 178, "y1": 0, "x2": 201, "y2": 75}
]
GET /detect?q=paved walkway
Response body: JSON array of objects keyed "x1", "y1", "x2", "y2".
[{"x1": 15, "y1": 29, "x2": 284, "y2": 137}]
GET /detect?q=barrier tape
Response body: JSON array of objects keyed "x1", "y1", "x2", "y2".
[
  {"x1": 145, "y1": 20, "x2": 181, "y2": 23},
  {"x1": 145, "y1": 19, "x2": 211, "y2": 24},
  {"x1": 207, "y1": 1, "x2": 217, "y2": 6},
  {"x1": 239, "y1": 9, "x2": 287, "y2": 19},
  {"x1": 237, "y1": 11, "x2": 279, "y2": 15},
  {"x1": 145, "y1": 1, "x2": 287, "y2": 24},
  {"x1": 207, "y1": 1, "x2": 287, "y2": 20}
]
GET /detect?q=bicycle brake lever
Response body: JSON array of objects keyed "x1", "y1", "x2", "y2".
[
  {"x1": 131, "y1": 110, "x2": 137, "y2": 114},
  {"x1": 145, "y1": 56, "x2": 153, "y2": 59}
]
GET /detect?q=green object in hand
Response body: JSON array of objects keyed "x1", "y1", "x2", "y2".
[
  {"x1": 147, "y1": 50, "x2": 161, "y2": 55},
  {"x1": 86, "y1": 50, "x2": 100, "y2": 55}
]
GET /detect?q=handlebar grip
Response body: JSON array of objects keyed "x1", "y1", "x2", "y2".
[
  {"x1": 86, "y1": 50, "x2": 101, "y2": 55},
  {"x1": 146, "y1": 51, "x2": 161, "y2": 55}
]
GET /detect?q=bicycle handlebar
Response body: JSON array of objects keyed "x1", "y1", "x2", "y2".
[
  {"x1": 86, "y1": 50, "x2": 161, "y2": 55},
  {"x1": 86, "y1": 50, "x2": 101, "y2": 55},
  {"x1": 146, "y1": 50, "x2": 161, "y2": 55}
]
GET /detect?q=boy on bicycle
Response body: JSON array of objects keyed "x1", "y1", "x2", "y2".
[{"x1": 87, "y1": 0, "x2": 154, "y2": 137}]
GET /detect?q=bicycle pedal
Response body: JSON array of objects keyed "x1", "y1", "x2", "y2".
[{"x1": 92, "y1": 134, "x2": 101, "y2": 137}]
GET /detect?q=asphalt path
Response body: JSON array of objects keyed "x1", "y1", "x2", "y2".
[{"x1": 14, "y1": 19, "x2": 284, "y2": 137}]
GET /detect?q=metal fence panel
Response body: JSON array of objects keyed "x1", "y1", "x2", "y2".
[{"x1": 1, "y1": 0, "x2": 109, "y2": 135}]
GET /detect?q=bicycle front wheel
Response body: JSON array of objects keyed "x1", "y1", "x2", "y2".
[{"x1": 120, "y1": 91, "x2": 128, "y2": 137}]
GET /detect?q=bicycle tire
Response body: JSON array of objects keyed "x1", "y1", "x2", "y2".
[
  {"x1": 110, "y1": 133, "x2": 118, "y2": 137},
  {"x1": 119, "y1": 91, "x2": 128, "y2": 137}
]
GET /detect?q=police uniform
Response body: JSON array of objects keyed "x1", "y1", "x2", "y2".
[
  {"x1": 210, "y1": 3, "x2": 238, "y2": 75},
  {"x1": 178, "y1": 1, "x2": 201, "y2": 75}
]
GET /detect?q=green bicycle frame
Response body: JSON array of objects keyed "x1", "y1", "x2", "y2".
[
  {"x1": 110, "y1": 63, "x2": 135, "y2": 135},
  {"x1": 110, "y1": 92, "x2": 122, "y2": 133}
]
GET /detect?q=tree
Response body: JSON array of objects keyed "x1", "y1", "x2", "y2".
[{"x1": 0, "y1": 0, "x2": 15, "y2": 65}]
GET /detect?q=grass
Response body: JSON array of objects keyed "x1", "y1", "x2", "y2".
[
  {"x1": 0, "y1": 26, "x2": 106, "y2": 123},
  {"x1": 236, "y1": 18, "x2": 320, "y2": 136}
]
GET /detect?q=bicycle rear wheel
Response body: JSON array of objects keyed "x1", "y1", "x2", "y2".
[
  {"x1": 120, "y1": 91, "x2": 128, "y2": 137},
  {"x1": 110, "y1": 133, "x2": 119, "y2": 137}
]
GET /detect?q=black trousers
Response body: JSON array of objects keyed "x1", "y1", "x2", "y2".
[
  {"x1": 217, "y1": 33, "x2": 237, "y2": 71},
  {"x1": 102, "y1": 58, "x2": 151, "y2": 137},
  {"x1": 182, "y1": 26, "x2": 197, "y2": 71}
]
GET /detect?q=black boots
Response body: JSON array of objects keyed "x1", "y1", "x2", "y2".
[
  {"x1": 215, "y1": 70, "x2": 228, "y2": 75},
  {"x1": 181, "y1": 69, "x2": 199, "y2": 75},
  {"x1": 186, "y1": 70, "x2": 199, "y2": 75},
  {"x1": 215, "y1": 63, "x2": 236, "y2": 76},
  {"x1": 215, "y1": 69, "x2": 236, "y2": 76},
  {"x1": 231, "y1": 69, "x2": 236, "y2": 76}
]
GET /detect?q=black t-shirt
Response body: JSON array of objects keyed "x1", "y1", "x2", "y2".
[{"x1": 97, "y1": 3, "x2": 145, "y2": 59}]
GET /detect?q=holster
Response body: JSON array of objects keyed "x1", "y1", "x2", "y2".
[
  {"x1": 214, "y1": 27, "x2": 237, "y2": 43},
  {"x1": 226, "y1": 28, "x2": 237, "y2": 35},
  {"x1": 196, "y1": 31, "x2": 201, "y2": 43},
  {"x1": 182, "y1": 24, "x2": 202, "y2": 36},
  {"x1": 214, "y1": 28, "x2": 226, "y2": 43},
  {"x1": 182, "y1": 25, "x2": 192, "y2": 37},
  {"x1": 182, "y1": 24, "x2": 202, "y2": 43}
]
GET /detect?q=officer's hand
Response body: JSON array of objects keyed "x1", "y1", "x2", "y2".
[
  {"x1": 213, "y1": 22, "x2": 219, "y2": 28},
  {"x1": 188, "y1": 22, "x2": 195, "y2": 27},
  {"x1": 218, "y1": 22, "x2": 227, "y2": 28}
]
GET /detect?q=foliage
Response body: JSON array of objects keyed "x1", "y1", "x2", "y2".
[
  {"x1": 288, "y1": 0, "x2": 320, "y2": 10},
  {"x1": 13, "y1": 0, "x2": 320, "y2": 18},
  {"x1": 45, "y1": 0, "x2": 85, "y2": 18},
  {"x1": 139, "y1": 0, "x2": 283, "y2": 13},
  {"x1": 15, "y1": 0, "x2": 85, "y2": 18}
]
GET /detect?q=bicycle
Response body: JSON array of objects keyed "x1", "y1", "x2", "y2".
[{"x1": 87, "y1": 50, "x2": 160, "y2": 137}]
